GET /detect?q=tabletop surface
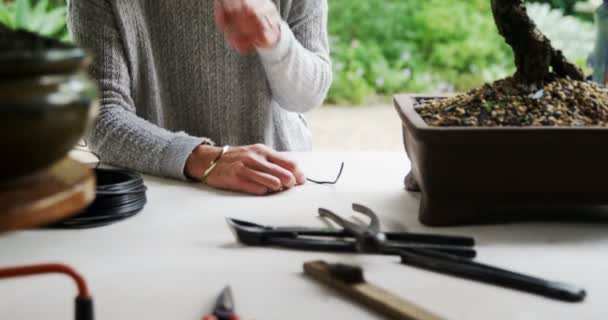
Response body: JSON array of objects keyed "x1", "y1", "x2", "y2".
[{"x1": 0, "y1": 151, "x2": 606, "y2": 320}]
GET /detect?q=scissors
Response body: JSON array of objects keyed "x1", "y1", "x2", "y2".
[{"x1": 203, "y1": 286, "x2": 240, "y2": 320}]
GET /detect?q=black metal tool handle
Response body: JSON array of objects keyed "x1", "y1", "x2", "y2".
[
  {"x1": 384, "y1": 232, "x2": 475, "y2": 247},
  {"x1": 399, "y1": 248, "x2": 586, "y2": 303},
  {"x1": 385, "y1": 242, "x2": 476, "y2": 259},
  {"x1": 268, "y1": 237, "x2": 357, "y2": 252},
  {"x1": 268, "y1": 230, "x2": 475, "y2": 247},
  {"x1": 227, "y1": 218, "x2": 476, "y2": 247},
  {"x1": 267, "y1": 237, "x2": 476, "y2": 258}
]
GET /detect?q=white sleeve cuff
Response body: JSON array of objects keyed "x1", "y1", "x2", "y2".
[{"x1": 257, "y1": 21, "x2": 294, "y2": 64}]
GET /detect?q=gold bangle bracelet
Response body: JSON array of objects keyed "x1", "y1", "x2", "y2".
[{"x1": 202, "y1": 145, "x2": 230, "y2": 184}]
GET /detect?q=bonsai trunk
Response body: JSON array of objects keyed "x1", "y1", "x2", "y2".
[{"x1": 491, "y1": 0, "x2": 585, "y2": 86}]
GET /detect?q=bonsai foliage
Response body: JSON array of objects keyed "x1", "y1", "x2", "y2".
[{"x1": 490, "y1": 0, "x2": 584, "y2": 86}]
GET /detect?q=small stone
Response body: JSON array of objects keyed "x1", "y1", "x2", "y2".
[
  {"x1": 464, "y1": 117, "x2": 477, "y2": 126},
  {"x1": 484, "y1": 89, "x2": 493, "y2": 99},
  {"x1": 443, "y1": 105, "x2": 456, "y2": 112},
  {"x1": 530, "y1": 83, "x2": 538, "y2": 92},
  {"x1": 530, "y1": 89, "x2": 544, "y2": 100}
]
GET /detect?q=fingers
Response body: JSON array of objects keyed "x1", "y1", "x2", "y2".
[
  {"x1": 237, "y1": 166, "x2": 283, "y2": 192},
  {"x1": 233, "y1": 179, "x2": 269, "y2": 196},
  {"x1": 206, "y1": 166, "x2": 270, "y2": 196},
  {"x1": 293, "y1": 167, "x2": 307, "y2": 185},
  {"x1": 242, "y1": 154, "x2": 296, "y2": 188},
  {"x1": 250, "y1": 1, "x2": 280, "y2": 47},
  {"x1": 203, "y1": 144, "x2": 305, "y2": 195},
  {"x1": 221, "y1": 8, "x2": 257, "y2": 54},
  {"x1": 252, "y1": 145, "x2": 306, "y2": 186},
  {"x1": 268, "y1": 155, "x2": 305, "y2": 185},
  {"x1": 252, "y1": 1, "x2": 280, "y2": 33},
  {"x1": 215, "y1": 0, "x2": 281, "y2": 52},
  {"x1": 219, "y1": 0, "x2": 244, "y2": 14},
  {"x1": 214, "y1": 0, "x2": 228, "y2": 31},
  {"x1": 227, "y1": 34, "x2": 256, "y2": 55},
  {"x1": 265, "y1": 151, "x2": 297, "y2": 172}
]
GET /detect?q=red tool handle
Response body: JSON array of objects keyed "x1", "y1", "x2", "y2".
[{"x1": 0, "y1": 263, "x2": 90, "y2": 298}]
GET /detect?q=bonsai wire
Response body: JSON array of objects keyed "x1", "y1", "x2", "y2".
[{"x1": 307, "y1": 162, "x2": 345, "y2": 185}]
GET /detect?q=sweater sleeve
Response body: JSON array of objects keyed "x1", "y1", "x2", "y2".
[
  {"x1": 67, "y1": 0, "x2": 212, "y2": 180},
  {"x1": 256, "y1": 0, "x2": 332, "y2": 113}
]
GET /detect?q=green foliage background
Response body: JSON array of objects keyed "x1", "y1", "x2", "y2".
[
  {"x1": 0, "y1": 0, "x2": 70, "y2": 42},
  {"x1": 0, "y1": 0, "x2": 597, "y2": 105},
  {"x1": 327, "y1": 0, "x2": 595, "y2": 104},
  {"x1": 529, "y1": 0, "x2": 587, "y2": 15},
  {"x1": 327, "y1": 0, "x2": 517, "y2": 104}
]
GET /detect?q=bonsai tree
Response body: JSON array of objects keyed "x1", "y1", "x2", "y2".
[
  {"x1": 491, "y1": 0, "x2": 585, "y2": 86},
  {"x1": 414, "y1": 0, "x2": 608, "y2": 129},
  {"x1": 400, "y1": 1, "x2": 608, "y2": 225}
]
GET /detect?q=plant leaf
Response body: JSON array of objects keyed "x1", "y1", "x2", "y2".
[
  {"x1": 60, "y1": 31, "x2": 73, "y2": 44},
  {"x1": 29, "y1": 0, "x2": 49, "y2": 30},
  {"x1": 14, "y1": 0, "x2": 31, "y2": 30},
  {"x1": 0, "y1": 2, "x2": 16, "y2": 29},
  {"x1": 39, "y1": 7, "x2": 66, "y2": 36}
]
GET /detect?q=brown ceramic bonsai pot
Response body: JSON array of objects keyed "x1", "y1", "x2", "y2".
[
  {"x1": 395, "y1": 94, "x2": 608, "y2": 226},
  {"x1": 0, "y1": 28, "x2": 98, "y2": 183}
]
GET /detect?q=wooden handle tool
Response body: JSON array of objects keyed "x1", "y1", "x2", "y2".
[{"x1": 303, "y1": 260, "x2": 444, "y2": 320}]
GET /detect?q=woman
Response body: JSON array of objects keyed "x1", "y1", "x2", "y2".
[{"x1": 68, "y1": 0, "x2": 332, "y2": 195}]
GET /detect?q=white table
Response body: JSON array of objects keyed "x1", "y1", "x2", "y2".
[{"x1": 0, "y1": 152, "x2": 606, "y2": 319}]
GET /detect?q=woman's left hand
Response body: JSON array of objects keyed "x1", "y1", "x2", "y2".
[{"x1": 214, "y1": 0, "x2": 282, "y2": 54}]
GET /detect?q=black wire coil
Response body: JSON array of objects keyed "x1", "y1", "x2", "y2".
[{"x1": 49, "y1": 169, "x2": 147, "y2": 229}]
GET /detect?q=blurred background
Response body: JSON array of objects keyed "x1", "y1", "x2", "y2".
[{"x1": 0, "y1": 0, "x2": 602, "y2": 150}]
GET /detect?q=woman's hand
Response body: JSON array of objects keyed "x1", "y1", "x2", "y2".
[
  {"x1": 185, "y1": 144, "x2": 306, "y2": 195},
  {"x1": 214, "y1": 0, "x2": 282, "y2": 54}
]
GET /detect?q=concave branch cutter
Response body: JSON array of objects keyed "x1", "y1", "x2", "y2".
[
  {"x1": 226, "y1": 204, "x2": 476, "y2": 258},
  {"x1": 203, "y1": 286, "x2": 240, "y2": 320}
]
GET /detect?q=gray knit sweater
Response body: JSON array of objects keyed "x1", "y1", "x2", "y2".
[{"x1": 67, "y1": 0, "x2": 331, "y2": 180}]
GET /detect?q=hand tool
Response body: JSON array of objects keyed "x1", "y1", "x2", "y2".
[
  {"x1": 0, "y1": 263, "x2": 94, "y2": 320},
  {"x1": 399, "y1": 248, "x2": 586, "y2": 303},
  {"x1": 227, "y1": 204, "x2": 476, "y2": 258},
  {"x1": 203, "y1": 286, "x2": 240, "y2": 320},
  {"x1": 304, "y1": 260, "x2": 444, "y2": 320}
]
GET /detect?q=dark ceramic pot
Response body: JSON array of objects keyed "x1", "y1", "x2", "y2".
[
  {"x1": 0, "y1": 35, "x2": 98, "y2": 183},
  {"x1": 395, "y1": 94, "x2": 608, "y2": 226}
]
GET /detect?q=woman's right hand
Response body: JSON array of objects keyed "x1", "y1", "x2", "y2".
[{"x1": 185, "y1": 144, "x2": 306, "y2": 195}]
